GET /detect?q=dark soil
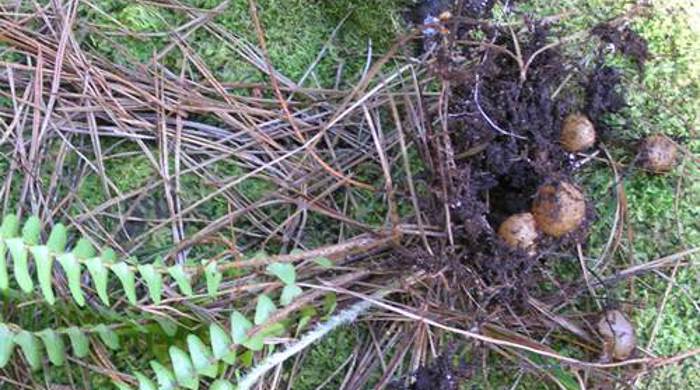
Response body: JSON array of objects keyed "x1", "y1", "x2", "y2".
[
  {"x1": 408, "y1": 1, "x2": 649, "y2": 289},
  {"x1": 427, "y1": 22, "x2": 589, "y2": 294},
  {"x1": 389, "y1": 346, "x2": 474, "y2": 390}
]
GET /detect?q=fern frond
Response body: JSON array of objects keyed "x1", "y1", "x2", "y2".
[
  {"x1": 0, "y1": 215, "x2": 226, "y2": 306},
  {"x1": 110, "y1": 295, "x2": 282, "y2": 390},
  {"x1": 2, "y1": 293, "x2": 284, "y2": 389},
  {"x1": 0, "y1": 322, "x2": 120, "y2": 371},
  {"x1": 0, "y1": 215, "x2": 307, "y2": 310},
  {"x1": 1, "y1": 215, "x2": 311, "y2": 389}
]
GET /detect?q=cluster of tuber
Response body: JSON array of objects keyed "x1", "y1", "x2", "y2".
[
  {"x1": 498, "y1": 180, "x2": 586, "y2": 253},
  {"x1": 500, "y1": 113, "x2": 680, "y2": 251},
  {"x1": 538, "y1": 113, "x2": 647, "y2": 361},
  {"x1": 497, "y1": 114, "x2": 596, "y2": 253}
]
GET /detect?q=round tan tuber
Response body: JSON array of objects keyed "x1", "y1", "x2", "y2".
[
  {"x1": 531, "y1": 181, "x2": 586, "y2": 238},
  {"x1": 560, "y1": 113, "x2": 596, "y2": 153},
  {"x1": 597, "y1": 310, "x2": 636, "y2": 361},
  {"x1": 640, "y1": 135, "x2": 678, "y2": 173},
  {"x1": 498, "y1": 213, "x2": 539, "y2": 255}
]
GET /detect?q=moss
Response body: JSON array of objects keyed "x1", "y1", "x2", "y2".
[
  {"x1": 78, "y1": 152, "x2": 154, "y2": 208},
  {"x1": 289, "y1": 325, "x2": 357, "y2": 389},
  {"x1": 79, "y1": 0, "x2": 410, "y2": 86},
  {"x1": 643, "y1": 357, "x2": 700, "y2": 388}
]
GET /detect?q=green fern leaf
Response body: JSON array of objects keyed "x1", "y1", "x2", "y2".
[
  {"x1": 297, "y1": 314, "x2": 312, "y2": 333},
  {"x1": 266, "y1": 262, "x2": 296, "y2": 285},
  {"x1": 101, "y1": 248, "x2": 117, "y2": 262},
  {"x1": 0, "y1": 215, "x2": 19, "y2": 292},
  {"x1": 168, "y1": 264, "x2": 192, "y2": 297},
  {"x1": 239, "y1": 349, "x2": 254, "y2": 367},
  {"x1": 37, "y1": 328, "x2": 66, "y2": 366},
  {"x1": 230, "y1": 311, "x2": 252, "y2": 345},
  {"x1": 260, "y1": 323, "x2": 285, "y2": 338},
  {"x1": 242, "y1": 334, "x2": 264, "y2": 351},
  {"x1": 138, "y1": 264, "x2": 162, "y2": 304},
  {"x1": 31, "y1": 245, "x2": 55, "y2": 304},
  {"x1": 73, "y1": 238, "x2": 96, "y2": 259},
  {"x1": 154, "y1": 316, "x2": 178, "y2": 337},
  {"x1": 7, "y1": 238, "x2": 33, "y2": 293},
  {"x1": 47, "y1": 223, "x2": 67, "y2": 253},
  {"x1": 210, "y1": 380, "x2": 234, "y2": 390},
  {"x1": 280, "y1": 284, "x2": 303, "y2": 306},
  {"x1": 323, "y1": 292, "x2": 337, "y2": 315},
  {"x1": 66, "y1": 326, "x2": 89, "y2": 358},
  {"x1": 254, "y1": 294, "x2": 276, "y2": 325},
  {"x1": 186, "y1": 335, "x2": 217, "y2": 378},
  {"x1": 149, "y1": 360, "x2": 176, "y2": 390},
  {"x1": 230, "y1": 311, "x2": 264, "y2": 351},
  {"x1": 111, "y1": 262, "x2": 137, "y2": 305},
  {"x1": 21, "y1": 216, "x2": 41, "y2": 245},
  {"x1": 0, "y1": 241, "x2": 8, "y2": 292},
  {"x1": 0, "y1": 215, "x2": 19, "y2": 237},
  {"x1": 112, "y1": 380, "x2": 134, "y2": 390},
  {"x1": 0, "y1": 324, "x2": 14, "y2": 368},
  {"x1": 86, "y1": 257, "x2": 110, "y2": 305},
  {"x1": 203, "y1": 260, "x2": 221, "y2": 296},
  {"x1": 313, "y1": 256, "x2": 333, "y2": 268},
  {"x1": 209, "y1": 323, "x2": 236, "y2": 365},
  {"x1": 243, "y1": 324, "x2": 283, "y2": 354},
  {"x1": 57, "y1": 253, "x2": 85, "y2": 306},
  {"x1": 95, "y1": 324, "x2": 120, "y2": 350},
  {"x1": 13, "y1": 330, "x2": 41, "y2": 371},
  {"x1": 235, "y1": 323, "x2": 271, "y2": 354},
  {"x1": 169, "y1": 346, "x2": 199, "y2": 390},
  {"x1": 135, "y1": 371, "x2": 157, "y2": 390}
]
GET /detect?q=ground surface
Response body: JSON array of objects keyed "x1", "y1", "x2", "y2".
[{"x1": 0, "y1": 0, "x2": 698, "y2": 388}]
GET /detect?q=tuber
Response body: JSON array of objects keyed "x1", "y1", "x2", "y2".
[
  {"x1": 597, "y1": 310, "x2": 636, "y2": 361},
  {"x1": 498, "y1": 213, "x2": 538, "y2": 255},
  {"x1": 532, "y1": 181, "x2": 586, "y2": 238},
  {"x1": 639, "y1": 134, "x2": 677, "y2": 173},
  {"x1": 561, "y1": 113, "x2": 596, "y2": 153}
]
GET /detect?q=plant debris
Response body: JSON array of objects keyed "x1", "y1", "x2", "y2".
[
  {"x1": 5, "y1": 0, "x2": 691, "y2": 388},
  {"x1": 418, "y1": 21, "x2": 597, "y2": 292}
]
